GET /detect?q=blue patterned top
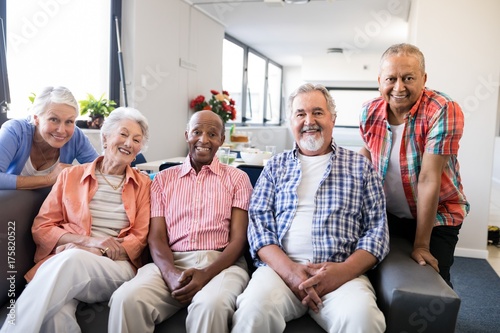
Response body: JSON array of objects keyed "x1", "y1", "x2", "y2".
[{"x1": 248, "y1": 141, "x2": 389, "y2": 267}]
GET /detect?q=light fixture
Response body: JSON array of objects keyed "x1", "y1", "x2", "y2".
[
  {"x1": 283, "y1": 0, "x2": 310, "y2": 4},
  {"x1": 327, "y1": 48, "x2": 343, "y2": 54}
]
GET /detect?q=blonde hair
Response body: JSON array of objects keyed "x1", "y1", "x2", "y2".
[{"x1": 30, "y1": 86, "x2": 78, "y2": 124}]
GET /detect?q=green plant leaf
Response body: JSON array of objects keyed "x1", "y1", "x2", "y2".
[{"x1": 79, "y1": 93, "x2": 117, "y2": 117}]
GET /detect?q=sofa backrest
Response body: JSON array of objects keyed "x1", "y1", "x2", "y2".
[{"x1": 0, "y1": 188, "x2": 51, "y2": 306}]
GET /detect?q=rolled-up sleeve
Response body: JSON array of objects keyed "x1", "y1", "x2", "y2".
[{"x1": 356, "y1": 163, "x2": 389, "y2": 263}]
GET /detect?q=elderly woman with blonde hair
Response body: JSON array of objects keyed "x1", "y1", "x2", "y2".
[
  {"x1": 0, "y1": 86, "x2": 99, "y2": 190},
  {"x1": 0, "y1": 107, "x2": 151, "y2": 333}
]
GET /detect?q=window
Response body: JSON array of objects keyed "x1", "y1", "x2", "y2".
[
  {"x1": 327, "y1": 87, "x2": 380, "y2": 127},
  {"x1": 266, "y1": 62, "x2": 282, "y2": 125},
  {"x1": 1, "y1": 0, "x2": 122, "y2": 119},
  {"x1": 223, "y1": 35, "x2": 283, "y2": 126},
  {"x1": 245, "y1": 51, "x2": 266, "y2": 125},
  {"x1": 222, "y1": 38, "x2": 244, "y2": 123}
]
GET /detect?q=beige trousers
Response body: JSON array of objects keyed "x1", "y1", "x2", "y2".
[
  {"x1": 0, "y1": 248, "x2": 135, "y2": 333},
  {"x1": 109, "y1": 250, "x2": 249, "y2": 333},
  {"x1": 232, "y1": 265, "x2": 386, "y2": 333}
]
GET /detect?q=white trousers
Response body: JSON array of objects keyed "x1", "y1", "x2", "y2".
[
  {"x1": 232, "y1": 265, "x2": 386, "y2": 333},
  {"x1": 0, "y1": 249, "x2": 134, "y2": 333},
  {"x1": 109, "y1": 250, "x2": 249, "y2": 333}
]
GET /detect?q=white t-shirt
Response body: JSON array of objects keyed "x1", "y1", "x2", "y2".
[
  {"x1": 384, "y1": 123, "x2": 413, "y2": 219},
  {"x1": 21, "y1": 156, "x2": 60, "y2": 176},
  {"x1": 282, "y1": 152, "x2": 331, "y2": 263}
]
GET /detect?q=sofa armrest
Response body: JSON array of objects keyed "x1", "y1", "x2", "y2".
[
  {"x1": 369, "y1": 236, "x2": 460, "y2": 333},
  {"x1": 0, "y1": 188, "x2": 51, "y2": 307}
]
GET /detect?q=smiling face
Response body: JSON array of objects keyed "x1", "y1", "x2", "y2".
[
  {"x1": 33, "y1": 103, "x2": 77, "y2": 148},
  {"x1": 378, "y1": 54, "x2": 427, "y2": 116},
  {"x1": 185, "y1": 111, "x2": 225, "y2": 172},
  {"x1": 290, "y1": 90, "x2": 335, "y2": 156},
  {"x1": 102, "y1": 118, "x2": 144, "y2": 170}
]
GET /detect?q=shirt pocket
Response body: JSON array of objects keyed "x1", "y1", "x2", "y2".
[
  {"x1": 205, "y1": 182, "x2": 233, "y2": 226},
  {"x1": 323, "y1": 172, "x2": 364, "y2": 228}
]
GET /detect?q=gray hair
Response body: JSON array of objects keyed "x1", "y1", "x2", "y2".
[
  {"x1": 30, "y1": 86, "x2": 78, "y2": 124},
  {"x1": 100, "y1": 107, "x2": 150, "y2": 152},
  {"x1": 287, "y1": 83, "x2": 337, "y2": 118},
  {"x1": 380, "y1": 43, "x2": 426, "y2": 74}
]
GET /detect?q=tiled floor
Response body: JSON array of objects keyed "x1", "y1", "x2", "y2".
[{"x1": 487, "y1": 181, "x2": 500, "y2": 277}]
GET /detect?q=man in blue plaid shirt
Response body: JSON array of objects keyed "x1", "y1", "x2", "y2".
[{"x1": 232, "y1": 83, "x2": 389, "y2": 333}]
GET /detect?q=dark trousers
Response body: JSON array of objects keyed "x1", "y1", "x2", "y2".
[{"x1": 387, "y1": 213, "x2": 461, "y2": 288}]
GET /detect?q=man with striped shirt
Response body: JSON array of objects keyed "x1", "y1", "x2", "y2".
[
  {"x1": 109, "y1": 110, "x2": 253, "y2": 333},
  {"x1": 232, "y1": 83, "x2": 389, "y2": 333},
  {"x1": 359, "y1": 43, "x2": 469, "y2": 287}
]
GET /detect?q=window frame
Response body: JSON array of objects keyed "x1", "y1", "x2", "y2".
[
  {"x1": 0, "y1": 0, "x2": 122, "y2": 116},
  {"x1": 326, "y1": 86, "x2": 380, "y2": 128},
  {"x1": 224, "y1": 34, "x2": 283, "y2": 127}
]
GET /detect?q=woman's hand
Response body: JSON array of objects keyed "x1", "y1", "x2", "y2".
[
  {"x1": 92, "y1": 237, "x2": 125, "y2": 260},
  {"x1": 56, "y1": 234, "x2": 127, "y2": 260},
  {"x1": 46, "y1": 163, "x2": 73, "y2": 185}
]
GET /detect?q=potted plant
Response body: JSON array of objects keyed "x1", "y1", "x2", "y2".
[{"x1": 79, "y1": 93, "x2": 117, "y2": 119}]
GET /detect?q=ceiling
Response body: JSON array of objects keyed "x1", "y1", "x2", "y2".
[{"x1": 190, "y1": 0, "x2": 412, "y2": 67}]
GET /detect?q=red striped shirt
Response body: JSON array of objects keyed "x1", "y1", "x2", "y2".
[{"x1": 151, "y1": 156, "x2": 252, "y2": 251}]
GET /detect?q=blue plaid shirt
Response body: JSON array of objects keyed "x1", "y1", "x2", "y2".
[{"x1": 248, "y1": 142, "x2": 389, "y2": 267}]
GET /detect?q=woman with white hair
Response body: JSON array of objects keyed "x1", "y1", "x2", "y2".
[
  {"x1": 0, "y1": 107, "x2": 151, "y2": 333},
  {"x1": 0, "y1": 86, "x2": 99, "y2": 190}
]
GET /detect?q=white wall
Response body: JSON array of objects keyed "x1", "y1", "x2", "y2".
[
  {"x1": 493, "y1": 137, "x2": 500, "y2": 185},
  {"x1": 301, "y1": 52, "x2": 380, "y2": 88},
  {"x1": 122, "y1": 0, "x2": 224, "y2": 161},
  {"x1": 409, "y1": 0, "x2": 500, "y2": 258}
]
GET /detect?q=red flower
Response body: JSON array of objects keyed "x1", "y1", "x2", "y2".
[
  {"x1": 189, "y1": 95, "x2": 205, "y2": 109},
  {"x1": 190, "y1": 89, "x2": 237, "y2": 123}
]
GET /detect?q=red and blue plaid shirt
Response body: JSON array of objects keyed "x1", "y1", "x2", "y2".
[{"x1": 360, "y1": 88, "x2": 469, "y2": 226}]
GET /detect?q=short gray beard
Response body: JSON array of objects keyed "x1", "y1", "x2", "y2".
[{"x1": 299, "y1": 134, "x2": 324, "y2": 152}]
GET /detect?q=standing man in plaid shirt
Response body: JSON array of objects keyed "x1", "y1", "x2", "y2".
[
  {"x1": 232, "y1": 83, "x2": 389, "y2": 333},
  {"x1": 359, "y1": 43, "x2": 469, "y2": 287}
]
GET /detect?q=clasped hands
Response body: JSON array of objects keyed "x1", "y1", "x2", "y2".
[
  {"x1": 163, "y1": 267, "x2": 210, "y2": 305},
  {"x1": 286, "y1": 261, "x2": 347, "y2": 313}
]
